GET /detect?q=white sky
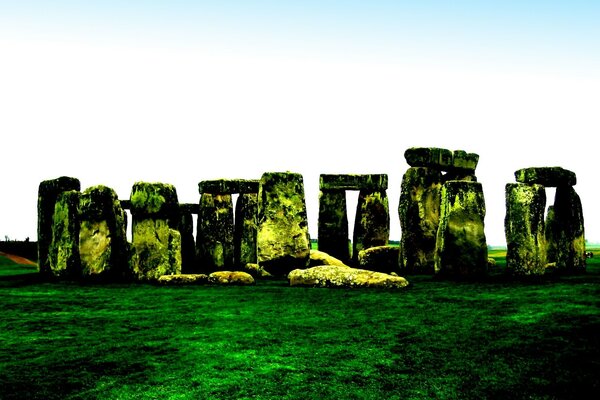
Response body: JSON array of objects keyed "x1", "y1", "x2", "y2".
[{"x1": 1, "y1": 1, "x2": 599, "y2": 245}]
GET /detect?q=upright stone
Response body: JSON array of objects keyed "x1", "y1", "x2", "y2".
[
  {"x1": 179, "y1": 204, "x2": 198, "y2": 274},
  {"x1": 398, "y1": 167, "x2": 442, "y2": 273},
  {"x1": 545, "y1": 205, "x2": 558, "y2": 264},
  {"x1": 234, "y1": 193, "x2": 258, "y2": 267},
  {"x1": 353, "y1": 190, "x2": 390, "y2": 265},
  {"x1": 196, "y1": 193, "x2": 234, "y2": 273},
  {"x1": 435, "y1": 181, "x2": 488, "y2": 277},
  {"x1": 550, "y1": 186, "x2": 585, "y2": 273},
  {"x1": 48, "y1": 190, "x2": 81, "y2": 278},
  {"x1": 505, "y1": 183, "x2": 547, "y2": 276},
  {"x1": 79, "y1": 185, "x2": 129, "y2": 280},
  {"x1": 130, "y1": 182, "x2": 182, "y2": 280},
  {"x1": 318, "y1": 190, "x2": 350, "y2": 264},
  {"x1": 37, "y1": 176, "x2": 80, "y2": 276},
  {"x1": 257, "y1": 172, "x2": 310, "y2": 277}
]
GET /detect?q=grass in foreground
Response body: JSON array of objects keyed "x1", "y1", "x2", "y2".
[{"x1": 0, "y1": 254, "x2": 598, "y2": 399}]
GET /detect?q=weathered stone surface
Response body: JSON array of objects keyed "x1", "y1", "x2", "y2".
[
  {"x1": 358, "y1": 245, "x2": 400, "y2": 274},
  {"x1": 179, "y1": 210, "x2": 197, "y2": 274},
  {"x1": 257, "y1": 172, "x2": 311, "y2": 277},
  {"x1": 549, "y1": 186, "x2": 586, "y2": 273},
  {"x1": 130, "y1": 182, "x2": 180, "y2": 225},
  {"x1": 309, "y1": 249, "x2": 349, "y2": 268},
  {"x1": 234, "y1": 193, "x2": 258, "y2": 267},
  {"x1": 38, "y1": 176, "x2": 80, "y2": 275},
  {"x1": 545, "y1": 205, "x2": 558, "y2": 264},
  {"x1": 319, "y1": 174, "x2": 388, "y2": 191},
  {"x1": 451, "y1": 150, "x2": 479, "y2": 172},
  {"x1": 514, "y1": 167, "x2": 576, "y2": 187},
  {"x1": 120, "y1": 200, "x2": 131, "y2": 210},
  {"x1": 157, "y1": 274, "x2": 209, "y2": 285},
  {"x1": 130, "y1": 182, "x2": 182, "y2": 280},
  {"x1": 399, "y1": 167, "x2": 442, "y2": 274},
  {"x1": 317, "y1": 190, "x2": 350, "y2": 264},
  {"x1": 435, "y1": 181, "x2": 488, "y2": 277},
  {"x1": 208, "y1": 271, "x2": 255, "y2": 285},
  {"x1": 505, "y1": 183, "x2": 547, "y2": 276},
  {"x1": 48, "y1": 190, "x2": 81, "y2": 278},
  {"x1": 288, "y1": 265, "x2": 409, "y2": 289},
  {"x1": 353, "y1": 190, "x2": 390, "y2": 264},
  {"x1": 242, "y1": 263, "x2": 273, "y2": 279},
  {"x1": 404, "y1": 147, "x2": 453, "y2": 169},
  {"x1": 78, "y1": 185, "x2": 129, "y2": 280},
  {"x1": 198, "y1": 179, "x2": 259, "y2": 194},
  {"x1": 196, "y1": 193, "x2": 234, "y2": 273}
]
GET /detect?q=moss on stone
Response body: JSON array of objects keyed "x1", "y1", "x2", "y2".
[
  {"x1": 318, "y1": 190, "x2": 350, "y2": 264},
  {"x1": 196, "y1": 193, "x2": 234, "y2": 273},
  {"x1": 234, "y1": 193, "x2": 258, "y2": 268},
  {"x1": 352, "y1": 190, "x2": 390, "y2": 265},
  {"x1": 48, "y1": 190, "x2": 81, "y2": 278},
  {"x1": 130, "y1": 182, "x2": 178, "y2": 223},
  {"x1": 131, "y1": 219, "x2": 181, "y2": 280}
]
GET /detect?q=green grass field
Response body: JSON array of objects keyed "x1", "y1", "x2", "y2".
[{"x1": 1, "y1": 250, "x2": 598, "y2": 399}]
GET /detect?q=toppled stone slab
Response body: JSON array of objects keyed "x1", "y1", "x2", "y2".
[
  {"x1": 317, "y1": 190, "x2": 350, "y2": 263},
  {"x1": 157, "y1": 274, "x2": 209, "y2": 285},
  {"x1": 208, "y1": 271, "x2": 255, "y2": 285},
  {"x1": 505, "y1": 183, "x2": 547, "y2": 276},
  {"x1": 288, "y1": 265, "x2": 409, "y2": 289},
  {"x1": 38, "y1": 176, "x2": 81, "y2": 275},
  {"x1": 319, "y1": 174, "x2": 388, "y2": 191},
  {"x1": 358, "y1": 246, "x2": 400, "y2": 274},
  {"x1": 309, "y1": 249, "x2": 349, "y2": 268},
  {"x1": 242, "y1": 263, "x2": 273, "y2": 279},
  {"x1": 404, "y1": 147, "x2": 453, "y2": 169},
  {"x1": 79, "y1": 185, "x2": 129, "y2": 280},
  {"x1": 48, "y1": 190, "x2": 81, "y2": 278},
  {"x1": 198, "y1": 179, "x2": 259, "y2": 194},
  {"x1": 257, "y1": 172, "x2": 311, "y2": 277},
  {"x1": 514, "y1": 167, "x2": 576, "y2": 187}
]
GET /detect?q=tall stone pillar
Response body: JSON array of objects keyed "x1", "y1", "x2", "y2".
[
  {"x1": 552, "y1": 185, "x2": 585, "y2": 273},
  {"x1": 130, "y1": 182, "x2": 181, "y2": 280},
  {"x1": 505, "y1": 183, "x2": 547, "y2": 276},
  {"x1": 353, "y1": 189, "x2": 390, "y2": 265},
  {"x1": 257, "y1": 172, "x2": 310, "y2": 277},
  {"x1": 37, "y1": 176, "x2": 80, "y2": 276},
  {"x1": 196, "y1": 193, "x2": 234, "y2": 273},
  {"x1": 48, "y1": 190, "x2": 81, "y2": 279},
  {"x1": 435, "y1": 181, "x2": 488, "y2": 277},
  {"x1": 235, "y1": 192, "x2": 259, "y2": 267},
  {"x1": 317, "y1": 189, "x2": 350, "y2": 264},
  {"x1": 179, "y1": 204, "x2": 198, "y2": 274},
  {"x1": 79, "y1": 185, "x2": 129, "y2": 280}
]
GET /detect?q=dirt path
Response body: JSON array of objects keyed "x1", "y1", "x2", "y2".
[{"x1": 0, "y1": 251, "x2": 37, "y2": 266}]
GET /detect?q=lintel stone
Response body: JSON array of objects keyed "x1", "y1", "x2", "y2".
[
  {"x1": 404, "y1": 147, "x2": 453, "y2": 169},
  {"x1": 319, "y1": 174, "x2": 388, "y2": 191},
  {"x1": 515, "y1": 167, "x2": 576, "y2": 187},
  {"x1": 198, "y1": 179, "x2": 259, "y2": 194}
]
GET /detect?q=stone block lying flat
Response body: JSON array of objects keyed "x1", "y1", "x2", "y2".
[
  {"x1": 514, "y1": 167, "x2": 576, "y2": 187},
  {"x1": 157, "y1": 274, "x2": 209, "y2": 285},
  {"x1": 288, "y1": 265, "x2": 409, "y2": 289},
  {"x1": 404, "y1": 147, "x2": 453, "y2": 169},
  {"x1": 198, "y1": 179, "x2": 259, "y2": 194},
  {"x1": 452, "y1": 150, "x2": 479, "y2": 171},
  {"x1": 319, "y1": 174, "x2": 388, "y2": 191},
  {"x1": 179, "y1": 203, "x2": 200, "y2": 214}
]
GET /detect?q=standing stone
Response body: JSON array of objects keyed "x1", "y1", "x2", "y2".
[
  {"x1": 48, "y1": 190, "x2": 81, "y2": 278},
  {"x1": 130, "y1": 182, "x2": 182, "y2": 280},
  {"x1": 399, "y1": 167, "x2": 442, "y2": 274},
  {"x1": 550, "y1": 186, "x2": 586, "y2": 273},
  {"x1": 545, "y1": 205, "x2": 558, "y2": 264},
  {"x1": 234, "y1": 193, "x2": 258, "y2": 267},
  {"x1": 196, "y1": 193, "x2": 234, "y2": 273},
  {"x1": 179, "y1": 204, "x2": 198, "y2": 274},
  {"x1": 435, "y1": 181, "x2": 488, "y2": 277},
  {"x1": 353, "y1": 190, "x2": 390, "y2": 265},
  {"x1": 79, "y1": 185, "x2": 129, "y2": 280},
  {"x1": 505, "y1": 183, "x2": 547, "y2": 276},
  {"x1": 257, "y1": 172, "x2": 310, "y2": 277},
  {"x1": 37, "y1": 176, "x2": 80, "y2": 275},
  {"x1": 318, "y1": 190, "x2": 350, "y2": 264}
]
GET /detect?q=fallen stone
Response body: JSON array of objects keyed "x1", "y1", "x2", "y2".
[
  {"x1": 208, "y1": 271, "x2": 255, "y2": 285},
  {"x1": 309, "y1": 249, "x2": 350, "y2": 268},
  {"x1": 242, "y1": 263, "x2": 273, "y2": 279},
  {"x1": 358, "y1": 246, "x2": 400, "y2": 274},
  {"x1": 404, "y1": 147, "x2": 453, "y2": 169},
  {"x1": 157, "y1": 274, "x2": 209, "y2": 285},
  {"x1": 257, "y1": 172, "x2": 311, "y2": 277},
  {"x1": 38, "y1": 176, "x2": 81, "y2": 275},
  {"x1": 514, "y1": 167, "x2": 576, "y2": 187},
  {"x1": 319, "y1": 174, "x2": 388, "y2": 191},
  {"x1": 288, "y1": 265, "x2": 409, "y2": 289},
  {"x1": 505, "y1": 183, "x2": 547, "y2": 276},
  {"x1": 198, "y1": 179, "x2": 259, "y2": 194}
]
